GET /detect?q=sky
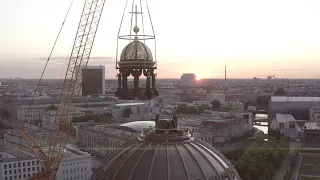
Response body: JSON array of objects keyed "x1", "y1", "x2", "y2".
[{"x1": 1, "y1": 0, "x2": 320, "y2": 79}]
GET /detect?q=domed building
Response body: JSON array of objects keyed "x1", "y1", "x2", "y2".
[{"x1": 91, "y1": 116, "x2": 241, "y2": 180}]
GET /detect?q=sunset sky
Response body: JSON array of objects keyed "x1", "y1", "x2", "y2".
[{"x1": 1, "y1": 0, "x2": 320, "y2": 79}]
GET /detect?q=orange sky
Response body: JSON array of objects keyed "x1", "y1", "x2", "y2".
[{"x1": 1, "y1": 0, "x2": 320, "y2": 79}]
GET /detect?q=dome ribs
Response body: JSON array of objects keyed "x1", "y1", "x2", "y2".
[
  {"x1": 92, "y1": 141, "x2": 138, "y2": 180},
  {"x1": 194, "y1": 139, "x2": 229, "y2": 168},
  {"x1": 110, "y1": 143, "x2": 144, "y2": 180},
  {"x1": 183, "y1": 143, "x2": 208, "y2": 180},
  {"x1": 188, "y1": 142, "x2": 220, "y2": 178},
  {"x1": 193, "y1": 140, "x2": 227, "y2": 171},
  {"x1": 174, "y1": 143, "x2": 190, "y2": 180},
  {"x1": 127, "y1": 143, "x2": 149, "y2": 180},
  {"x1": 147, "y1": 144, "x2": 159, "y2": 180},
  {"x1": 149, "y1": 144, "x2": 167, "y2": 180}
]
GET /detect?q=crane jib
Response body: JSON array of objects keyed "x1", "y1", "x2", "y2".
[{"x1": 21, "y1": 0, "x2": 107, "y2": 179}]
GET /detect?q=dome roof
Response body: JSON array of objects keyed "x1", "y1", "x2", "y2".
[
  {"x1": 92, "y1": 119, "x2": 241, "y2": 180},
  {"x1": 118, "y1": 40, "x2": 155, "y2": 68},
  {"x1": 118, "y1": 121, "x2": 155, "y2": 133}
]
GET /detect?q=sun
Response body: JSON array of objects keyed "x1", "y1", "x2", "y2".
[{"x1": 196, "y1": 74, "x2": 202, "y2": 80}]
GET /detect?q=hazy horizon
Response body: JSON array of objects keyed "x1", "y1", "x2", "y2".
[{"x1": 1, "y1": 0, "x2": 320, "y2": 79}]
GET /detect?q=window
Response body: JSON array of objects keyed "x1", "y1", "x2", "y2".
[
  {"x1": 279, "y1": 123, "x2": 284, "y2": 129},
  {"x1": 289, "y1": 122, "x2": 295, "y2": 128},
  {"x1": 4, "y1": 164, "x2": 7, "y2": 169}
]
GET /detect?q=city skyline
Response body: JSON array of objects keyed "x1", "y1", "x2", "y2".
[{"x1": 1, "y1": 0, "x2": 320, "y2": 79}]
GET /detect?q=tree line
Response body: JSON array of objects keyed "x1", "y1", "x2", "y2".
[
  {"x1": 234, "y1": 136, "x2": 289, "y2": 180},
  {"x1": 72, "y1": 114, "x2": 112, "y2": 123},
  {"x1": 175, "y1": 100, "x2": 222, "y2": 114}
]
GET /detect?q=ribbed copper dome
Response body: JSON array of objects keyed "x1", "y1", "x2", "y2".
[
  {"x1": 118, "y1": 40, "x2": 155, "y2": 69},
  {"x1": 91, "y1": 118, "x2": 241, "y2": 180}
]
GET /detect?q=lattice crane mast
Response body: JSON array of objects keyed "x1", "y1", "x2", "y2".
[{"x1": 21, "y1": 0, "x2": 106, "y2": 179}]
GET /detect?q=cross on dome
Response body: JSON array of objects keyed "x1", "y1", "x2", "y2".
[{"x1": 130, "y1": 5, "x2": 142, "y2": 37}]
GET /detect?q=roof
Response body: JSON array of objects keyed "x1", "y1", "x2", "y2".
[
  {"x1": 304, "y1": 122, "x2": 320, "y2": 130},
  {"x1": 115, "y1": 102, "x2": 145, "y2": 107},
  {"x1": 271, "y1": 96, "x2": 320, "y2": 102},
  {"x1": 119, "y1": 121, "x2": 155, "y2": 133},
  {"x1": 276, "y1": 113, "x2": 296, "y2": 123},
  {"x1": 0, "y1": 148, "x2": 35, "y2": 162}
]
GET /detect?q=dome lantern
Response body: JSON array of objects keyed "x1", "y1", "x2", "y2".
[{"x1": 115, "y1": 1, "x2": 158, "y2": 100}]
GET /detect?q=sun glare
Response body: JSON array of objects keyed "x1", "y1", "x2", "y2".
[{"x1": 196, "y1": 74, "x2": 202, "y2": 80}]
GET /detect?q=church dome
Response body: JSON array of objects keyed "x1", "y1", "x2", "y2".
[
  {"x1": 91, "y1": 118, "x2": 241, "y2": 180},
  {"x1": 118, "y1": 40, "x2": 155, "y2": 69}
]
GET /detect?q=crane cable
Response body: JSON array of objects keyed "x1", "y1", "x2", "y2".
[{"x1": 18, "y1": 0, "x2": 75, "y2": 170}]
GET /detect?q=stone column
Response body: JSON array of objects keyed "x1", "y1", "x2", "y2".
[
  {"x1": 117, "y1": 72, "x2": 122, "y2": 88},
  {"x1": 151, "y1": 70, "x2": 156, "y2": 88},
  {"x1": 131, "y1": 69, "x2": 142, "y2": 89},
  {"x1": 143, "y1": 69, "x2": 151, "y2": 89},
  {"x1": 121, "y1": 69, "x2": 130, "y2": 88}
]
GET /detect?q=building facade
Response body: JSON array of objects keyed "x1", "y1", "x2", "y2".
[
  {"x1": 81, "y1": 66, "x2": 105, "y2": 96},
  {"x1": 41, "y1": 108, "x2": 85, "y2": 130},
  {"x1": 17, "y1": 104, "x2": 52, "y2": 122},
  {"x1": 78, "y1": 125, "x2": 136, "y2": 157},
  {"x1": 270, "y1": 113, "x2": 304, "y2": 139},
  {"x1": 0, "y1": 147, "x2": 92, "y2": 180},
  {"x1": 304, "y1": 122, "x2": 320, "y2": 146},
  {"x1": 268, "y1": 96, "x2": 320, "y2": 120},
  {"x1": 111, "y1": 101, "x2": 158, "y2": 118},
  {"x1": 77, "y1": 121, "x2": 155, "y2": 157},
  {"x1": 58, "y1": 148, "x2": 92, "y2": 180},
  {"x1": 177, "y1": 113, "x2": 253, "y2": 145},
  {"x1": 310, "y1": 107, "x2": 320, "y2": 123},
  {"x1": 0, "y1": 150, "x2": 41, "y2": 180}
]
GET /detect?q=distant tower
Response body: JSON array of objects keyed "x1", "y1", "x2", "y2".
[
  {"x1": 225, "y1": 65, "x2": 227, "y2": 81},
  {"x1": 224, "y1": 65, "x2": 227, "y2": 94},
  {"x1": 115, "y1": 0, "x2": 158, "y2": 100}
]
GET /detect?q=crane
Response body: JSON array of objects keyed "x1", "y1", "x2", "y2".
[{"x1": 20, "y1": 0, "x2": 106, "y2": 179}]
